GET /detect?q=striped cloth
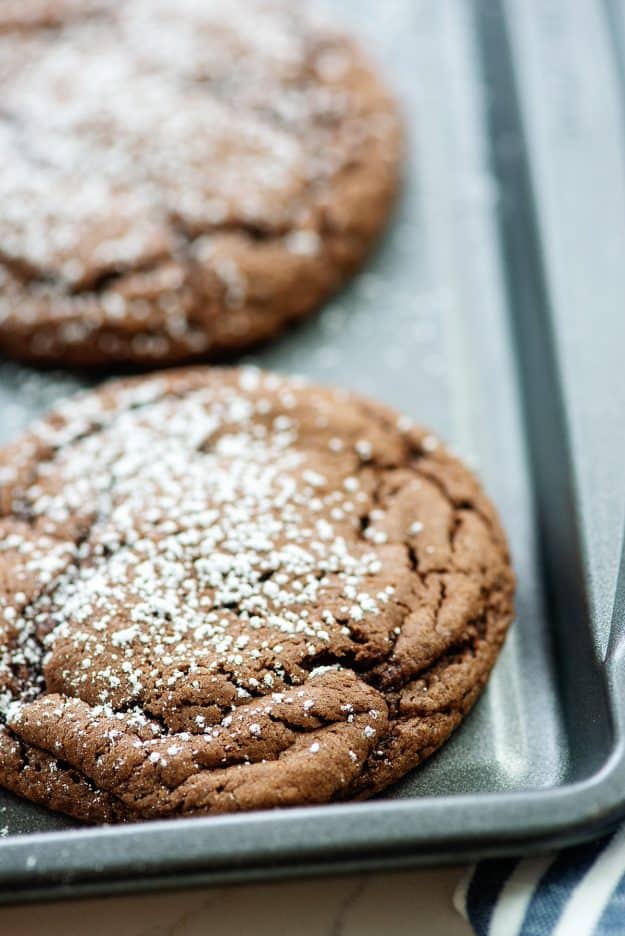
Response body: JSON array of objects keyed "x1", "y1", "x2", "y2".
[{"x1": 454, "y1": 827, "x2": 625, "y2": 935}]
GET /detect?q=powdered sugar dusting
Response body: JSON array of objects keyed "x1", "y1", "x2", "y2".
[
  {"x1": 0, "y1": 0, "x2": 400, "y2": 361},
  {"x1": 0, "y1": 369, "x2": 407, "y2": 762}
]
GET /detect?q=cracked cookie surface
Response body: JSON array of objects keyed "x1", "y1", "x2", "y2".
[
  {"x1": 0, "y1": 0, "x2": 402, "y2": 367},
  {"x1": 0, "y1": 367, "x2": 514, "y2": 821}
]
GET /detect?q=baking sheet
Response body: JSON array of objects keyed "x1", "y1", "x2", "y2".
[{"x1": 0, "y1": 0, "x2": 624, "y2": 901}]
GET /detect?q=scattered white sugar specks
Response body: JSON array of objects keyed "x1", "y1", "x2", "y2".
[
  {"x1": 239, "y1": 368, "x2": 261, "y2": 393},
  {"x1": 0, "y1": 0, "x2": 401, "y2": 361},
  {"x1": 309, "y1": 741, "x2": 320, "y2": 753},
  {"x1": 303, "y1": 470, "x2": 325, "y2": 488},
  {"x1": 0, "y1": 368, "x2": 416, "y2": 794},
  {"x1": 409, "y1": 521, "x2": 424, "y2": 535},
  {"x1": 422, "y1": 434, "x2": 439, "y2": 452},
  {"x1": 285, "y1": 230, "x2": 321, "y2": 256},
  {"x1": 111, "y1": 625, "x2": 138, "y2": 647},
  {"x1": 355, "y1": 440, "x2": 372, "y2": 460},
  {"x1": 364, "y1": 726, "x2": 376, "y2": 739},
  {"x1": 309, "y1": 665, "x2": 340, "y2": 678}
]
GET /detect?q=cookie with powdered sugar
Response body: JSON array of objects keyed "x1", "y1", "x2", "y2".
[
  {"x1": 0, "y1": 368, "x2": 514, "y2": 821},
  {"x1": 0, "y1": 0, "x2": 402, "y2": 367}
]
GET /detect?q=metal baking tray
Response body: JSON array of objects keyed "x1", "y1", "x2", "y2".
[{"x1": 1, "y1": 0, "x2": 625, "y2": 903}]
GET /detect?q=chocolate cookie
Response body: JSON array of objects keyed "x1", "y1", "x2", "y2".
[
  {"x1": 0, "y1": 368, "x2": 514, "y2": 822},
  {"x1": 0, "y1": 0, "x2": 402, "y2": 367}
]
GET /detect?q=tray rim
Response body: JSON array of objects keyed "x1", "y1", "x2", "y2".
[{"x1": 1, "y1": 743, "x2": 625, "y2": 903}]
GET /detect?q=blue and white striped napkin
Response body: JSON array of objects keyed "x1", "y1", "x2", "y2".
[{"x1": 454, "y1": 827, "x2": 625, "y2": 935}]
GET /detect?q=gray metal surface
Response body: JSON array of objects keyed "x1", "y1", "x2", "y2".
[
  {"x1": 505, "y1": 0, "x2": 625, "y2": 664},
  {"x1": 0, "y1": 0, "x2": 623, "y2": 902}
]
